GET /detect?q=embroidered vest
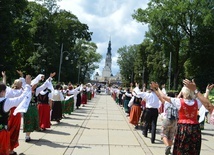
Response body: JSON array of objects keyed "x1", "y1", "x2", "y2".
[
  {"x1": 0, "y1": 99, "x2": 9, "y2": 130},
  {"x1": 178, "y1": 99, "x2": 198, "y2": 124}
]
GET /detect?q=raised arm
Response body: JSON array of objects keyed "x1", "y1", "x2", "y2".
[
  {"x1": 1, "y1": 71, "x2": 6, "y2": 84},
  {"x1": 183, "y1": 79, "x2": 212, "y2": 111}
]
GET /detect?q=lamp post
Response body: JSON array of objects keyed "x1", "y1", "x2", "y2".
[
  {"x1": 77, "y1": 64, "x2": 82, "y2": 84},
  {"x1": 58, "y1": 43, "x2": 71, "y2": 82},
  {"x1": 168, "y1": 51, "x2": 172, "y2": 90}
]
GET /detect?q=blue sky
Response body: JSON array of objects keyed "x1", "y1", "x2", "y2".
[{"x1": 32, "y1": 0, "x2": 149, "y2": 77}]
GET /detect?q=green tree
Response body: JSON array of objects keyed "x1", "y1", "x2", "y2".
[{"x1": 133, "y1": 0, "x2": 214, "y2": 90}]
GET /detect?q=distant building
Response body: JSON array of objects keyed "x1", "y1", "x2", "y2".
[{"x1": 93, "y1": 40, "x2": 121, "y2": 85}]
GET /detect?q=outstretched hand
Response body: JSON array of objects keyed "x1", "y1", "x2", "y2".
[
  {"x1": 1, "y1": 71, "x2": 6, "y2": 77},
  {"x1": 206, "y1": 84, "x2": 214, "y2": 91},
  {"x1": 16, "y1": 70, "x2": 23, "y2": 77},
  {"x1": 183, "y1": 79, "x2": 197, "y2": 91}
]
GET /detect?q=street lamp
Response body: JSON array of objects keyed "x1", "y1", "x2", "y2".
[
  {"x1": 77, "y1": 64, "x2": 83, "y2": 84},
  {"x1": 168, "y1": 51, "x2": 172, "y2": 90},
  {"x1": 58, "y1": 43, "x2": 71, "y2": 82}
]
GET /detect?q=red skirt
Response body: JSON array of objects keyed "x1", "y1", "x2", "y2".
[
  {"x1": 129, "y1": 105, "x2": 142, "y2": 126},
  {"x1": 8, "y1": 107, "x2": 21, "y2": 150},
  {"x1": 81, "y1": 94, "x2": 87, "y2": 104},
  {"x1": 37, "y1": 104, "x2": 51, "y2": 129},
  {"x1": 0, "y1": 130, "x2": 10, "y2": 155}
]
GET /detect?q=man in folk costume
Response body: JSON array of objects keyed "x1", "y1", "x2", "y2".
[
  {"x1": 37, "y1": 74, "x2": 55, "y2": 131},
  {"x1": 0, "y1": 74, "x2": 32, "y2": 155}
]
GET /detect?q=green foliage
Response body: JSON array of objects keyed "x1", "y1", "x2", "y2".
[
  {"x1": 0, "y1": 0, "x2": 100, "y2": 84},
  {"x1": 132, "y1": 0, "x2": 214, "y2": 90}
]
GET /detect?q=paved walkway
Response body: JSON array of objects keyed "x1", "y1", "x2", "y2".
[{"x1": 16, "y1": 94, "x2": 214, "y2": 155}]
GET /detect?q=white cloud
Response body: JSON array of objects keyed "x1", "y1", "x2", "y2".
[{"x1": 57, "y1": 0, "x2": 149, "y2": 77}]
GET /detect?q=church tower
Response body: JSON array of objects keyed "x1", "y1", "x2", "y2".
[{"x1": 102, "y1": 40, "x2": 112, "y2": 77}]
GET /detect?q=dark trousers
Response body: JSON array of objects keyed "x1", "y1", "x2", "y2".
[{"x1": 143, "y1": 108, "x2": 158, "y2": 143}]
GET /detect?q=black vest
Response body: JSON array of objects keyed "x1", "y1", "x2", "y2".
[
  {"x1": 0, "y1": 99, "x2": 9, "y2": 130},
  {"x1": 37, "y1": 92, "x2": 49, "y2": 104}
]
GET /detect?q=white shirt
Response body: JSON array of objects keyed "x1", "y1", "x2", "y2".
[
  {"x1": 137, "y1": 91, "x2": 160, "y2": 108},
  {"x1": 51, "y1": 90, "x2": 64, "y2": 101},
  {"x1": 0, "y1": 84, "x2": 31, "y2": 112}
]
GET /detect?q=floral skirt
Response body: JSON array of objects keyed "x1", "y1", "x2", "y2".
[{"x1": 173, "y1": 123, "x2": 201, "y2": 155}]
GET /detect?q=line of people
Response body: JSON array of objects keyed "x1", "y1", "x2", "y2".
[
  {"x1": 0, "y1": 71, "x2": 97, "y2": 155},
  {"x1": 111, "y1": 80, "x2": 214, "y2": 155}
]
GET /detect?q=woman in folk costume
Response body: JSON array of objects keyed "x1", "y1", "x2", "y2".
[
  {"x1": 51, "y1": 83, "x2": 64, "y2": 123},
  {"x1": 2, "y1": 71, "x2": 27, "y2": 155},
  {"x1": 0, "y1": 74, "x2": 31, "y2": 155},
  {"x1": 23, "y1": 73, "x2": 55, "y2": 142},
  {"x1": 37, "y1": 73, "x2": 55, "y2": 131},
  {"x1": 68, "y1": 84, "x2": 82, "y2": 110},
  {"x1": 155, "y1": 79, "x2": 213, "y2": 155},
  {"x1": 81, "y1": 85, "x2": 87, "y2": 106},
  {"x1": 128, "y1": 85, "x2": 142, "y2": 129},
  {"x1": 76, "y1": 85, "x2": 82, "y2": 109},
  {"x1": 86, "y1": 83, "x2": 92, "y2": 100},
  {"x1": 123, "y1": 86, "x2": 133, "y2": 115}
]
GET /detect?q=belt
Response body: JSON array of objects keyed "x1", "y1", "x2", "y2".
[{"x1": 146, "y1": 108, "x2": 158, "y2": 110}]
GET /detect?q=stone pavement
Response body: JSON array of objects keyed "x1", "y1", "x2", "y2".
[{"x1": 16, "y1": 94, "x2": 214, "y2": 155}]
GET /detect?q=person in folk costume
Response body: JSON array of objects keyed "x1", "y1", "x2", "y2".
[
  {"x1": 198, "y1": 84, "x2": 214, "y2": 129},
  {"x1": 76, "y1": 84, "x2": 82, "y2": 109},
  {"x1": 203, "y1": 84, "x2": 214, "y2": 125},
  {"x1": 86, "y1": 83, "x2": 92, "y2": 100},
  {"x1": 67, "y1": 84, "x2": 82, "y2": 110},
  {"x1": 118, "y1": 87, "x2": 125, "y2": 107},
  {"x1": 123, "y1": 84, "x2": 133, "y2": 116},
  {"x1": 158, "y1": 84, "x2": 167, "y2": 114},
  {"x1": 155, "y1": 79, "x2": 213, "y2": 155},
  {"x1": 1, "y1": 71, "x2": 25, "y2": 155},
  {"x1": 81, "y1": 85, "x2": 87, "y2": 106},
  {"x1": 51, "y1": 83, "x2": 64, "y2": 123},
  {"x1": 128, "y1": 84, "x2": 142, "y2": 129},
  {"x1": 37, "y1": 73, "x2": 55, "y2": 131},
  {"x1": 0, "y1": 74, "x2": 32, "y2": 155},
  {"x1": 23, "y1": 73, "x2": 55, "y2": 142},
  {"x1": 136, "y1": 82, "x2": 160, "y2": 144}
]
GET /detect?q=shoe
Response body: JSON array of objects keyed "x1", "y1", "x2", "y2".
[
  {"x1": 165, "y1": 146, "x2": 171, "y2": 155},
  {"x1": 134, "y1": 125, "x2": 139, "y2": 129},
  {"x1": 9, "y1": 151, "x2": 17, "y2": 155},
  {"x1": 25, "y1": 137, "x2": 31, "y2": 142},
  {"x1": 142, "y1": 132, "x2": 147, "y2": 137}
]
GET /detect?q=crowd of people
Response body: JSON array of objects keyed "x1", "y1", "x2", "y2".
[
  {"x1": 1, "y1": 69, "x2": 214, "y2": 155},
  {"x1": 0, "y1": 71, "x2": 97, "y2": 155},
  {"x1": 111, "y1": 81, "x2": 214, "y2": 155}
]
